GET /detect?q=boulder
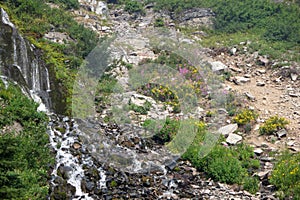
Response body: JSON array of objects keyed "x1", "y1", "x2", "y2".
[
  {"x1": 226, "y1": 133, "x2": 242, "y2": 145},
  {"x1": 217, "y1": 124, "x2": 238, "y2": 137},
  {"x1": 210, "y1": 61, "x2": 228, "y2": 72}
]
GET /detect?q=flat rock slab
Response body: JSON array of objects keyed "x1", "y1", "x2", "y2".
[
  {"x1": 217, "y1": 124, "x2": 238, "y2": 137},
  {"x1": 226, "y1": 133, "x2": 242, "y2": 145}
]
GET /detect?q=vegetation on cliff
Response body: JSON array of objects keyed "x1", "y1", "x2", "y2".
[
  {"x1": 0, "y1": 0, "x2": 99, "y2": 114},
  {"x1": 0, "y1": 81, "x2": 53, "y2": 199}
]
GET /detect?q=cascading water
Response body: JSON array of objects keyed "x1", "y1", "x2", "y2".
[
  {"x1": 0, "y1": 8, "x2": 51, "y2": 110},
  {"x1": 48, "y1": 116, "x2": 107, "y2": 199}
]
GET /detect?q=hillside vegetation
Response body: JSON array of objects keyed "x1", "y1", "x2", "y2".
[
  {"x1": 126, "y1": 0, "x2": 300, "y2": 61},
  {"x1": 0, "y1": 81, "x2": 53, "y2": 199}
]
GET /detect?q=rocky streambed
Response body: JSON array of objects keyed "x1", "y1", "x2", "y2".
[{"x1": 47, "y1": 114, "x2": 280, "y2": 200}]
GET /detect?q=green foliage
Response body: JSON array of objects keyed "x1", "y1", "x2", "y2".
[
  {"x1": 154, "y1": 18, "x2": 164, "y2": 27},
  {"x1": 259, "y1": 115, "x2": 289, "y2": 135},
  {"x1": 147, "y1": 0, "x2": 300, "y2": 61},
  {"x1": 97, "y1": 75, "x2": 118, "y2": 95},
  {"x1": 143, "y1": 117, "x2": 180, "y2": 144},
  {"x1": 270, "y1": 152, "x2": 300, "y2": 199},
  {"x1": 47, "y1": 0, "x2": 80, "y2": 9},
  {"x1": 243, "y1": 176, "x2": 259, "y2": 194},
  {"x1": 123, "y1": 0, "x2": 145, "y2": 14},
  {"x1": 129, "y1": 101, "x2": 152, "y2": 115},
  {"x1": 234, "y1": 109, "x2": 258, "y2": 126},
  {"x1": 233, "y1": 109, "x2": 258, "y2": 133},
  {"x1": 0, "y1": 82, "x2": 53, "y2": 199},
  {"x1": 183, "y1": 139, "x2": 260, "y2": 187},
  {"x1": 223, "y1": 91, "x2": 242, "y2": 116}
]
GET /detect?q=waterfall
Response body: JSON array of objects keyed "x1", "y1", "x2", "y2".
[{"x1": 0, "y1": 8, "x2": 51, "y2": 110}]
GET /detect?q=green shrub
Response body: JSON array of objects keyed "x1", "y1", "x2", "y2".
[
  {"x1": 143, "y1": 117, "x2": 180, "y2": 144},
  {"x1": 259, "y1": 115, "x2": 289, "y2": 135},
  {"x1": 270, "y1": 152, "x2": 300, "y2": 199},
  {"x1": 234, "y1": 109, "x2": 258, "y2": 133},
  {"x1": 124, "y1": 0, "x2": 145, "y2": 14},
  {"x1": 129, "y1": 101, "x2": 151, "y2": 115},
  {"x1": 154, "y1": 18, "x2": 164, "y2": 27},
  {"x1": 0, "y1": 82, "x2": 53, "y2": 199},
  {"x1": 234, "y1": 109, "x2": 258, "y2": 126},
  {"x1": 243, "y1": 176, "x2": 259, "y2": 194},
  {"x1": 183, "y1": 140, "x2": 260, "y2": 187},
  {"x1": 202, "y1": 145, "x2": 247, "y2": 184}
]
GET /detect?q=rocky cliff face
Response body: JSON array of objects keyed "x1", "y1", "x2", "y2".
[{"x1": 0, "y1": 8, "x2": 51, "y2": 110}]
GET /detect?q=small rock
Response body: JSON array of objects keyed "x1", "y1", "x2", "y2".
[
  {"x1": 72, "y1": 142, "x2": 82, "y2": 150},
  {"x1": 261, "y1": 157, "x2": 274, "y2": 162},
  {"x1": 276, "y1": 129, "x2": 287, "y2": 138},
  {"x1": 233, "y1": 76, "x2": 250, "y2": 84},
  {"x1": 229, "y1": 66, "x2": 243, "y2": 73},
  {"x1": 230, "y1": 47, "x2": 237, "y2": 55},
  {"x1": 63, "y1": 117, "x2": 69, "y2": 122},
  {"x1": 259, "y1": 56, "x2": 269, "y2": 66},
  {"x1": 257, "y1": 69, "x2": 266, "y2": 74},
  {"x1": 244, "y1": 92, "x2": 255, "y2": 101},
  {"x1": 256, "y1": 81, "x2": 265, "y2": 86},
  {"x1": 289, "y1": 93, "x2": 299, "y2": 97},
  {"x1": 254, "y1": 148, "x2": 264, "y2": 155},
  {"x1": 244, "y1": 74, "x2": 251, "y2": 78},
  {"x1": 255, "y1": 170, "x2": 270, "y2": 180},
  {"x1": 291, "y1": 73, "x2": 298, "y2": 81},
  {"x1": 226, "y1": 133, "x2": 243, "y2": 145},
  {"x1": 287, "y1": 141, "x2": 295, "y2": 146}
]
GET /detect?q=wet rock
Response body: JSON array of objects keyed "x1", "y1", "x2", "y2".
[
  {"x1": 73, "y1": 142, "x2": 82, "y2": 150},
  {"x1": 82, "y1": 179, "x2": 95, "y2": 192},
  {"x1": 226, "y1": 133, "x2": 243, "y2": 145},
  {"x1": 218, "y1": 124, "x2": 238, "y2": 137},
  {"x1": 58, "y1": 165, "x2": 73, "y2": 180}
]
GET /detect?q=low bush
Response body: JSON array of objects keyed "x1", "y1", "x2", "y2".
[
  {"x1": 129, "y1": 101, "x2": 152, "y2": 115},
  {"x1": 243, "y1": 176, "x2": 259, "y2": 194},
  {"x1": 183, "y1": 136, "x2": 260, "y2": 188},
  {"x1": 270, "y1": 151, "x2": 300, "y2": 199},
  {"x1": 234, "y1": 109, "x2": 258, "y2": 126},
  {"x1": 143, "y1": 117, "x2": 180, "y2": 144},
  {"x1": 234, "y1": 109, "x2": 258, "y2": 133},
  {"x1": 123, "y1": 0, "x2": 145, "y2": 14},
  {"x1": 259, "y1": 115, "x2": 289, "y2": 135}
]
